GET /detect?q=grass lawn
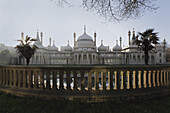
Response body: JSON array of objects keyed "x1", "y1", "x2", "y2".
[{"x1": 0, "y1": 92, "x2": 170, "y2": 113}]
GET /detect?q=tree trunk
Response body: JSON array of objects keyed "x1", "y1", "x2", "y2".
[
  {"x1": 144, "y1": 50, "x2": 149, "y2": 65},
  {"x1": 26, "y1": 58, "x2": 30, "y2": 66}
]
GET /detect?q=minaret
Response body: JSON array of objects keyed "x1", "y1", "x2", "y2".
[
  {"x1": 132, "y1": 28, "x2": 135, "y2": 40},
  {"x1": 116, "y1": 40, "x2": 118, "y2": 45},
  {"x1": 74, "y1": 32, "x2": 76, "y2": 47},
  {"x1": 94, "y1": 32, "x2": 97, "y2": 46},
  {"x1": 120, "y1": 37, "x2": 122, "y2": 47},
  {"x1": 128, "y1": 30, "x2": 131, "y2": 45},
  {"x1": 40, "y1": 31, "x2": 43, "y2": 45},
  {"x1": 163, "y1": 39, "x2": 166, "y2": 52},
  {"x1": 49, "y1": 38, "x2": 51, "y2": 46},
  {"x1": 21, "y1": 32, "x2": 24, "y2": 40},
  {"x1": 36, "y1": 29, "x2": 40, "y2": 41},
  {"x1": 67, "y1": 40, "x2": 69, "y2": 46},
  {"x1": 53, "y1": 40, "x2": 55, "y2": 46}
]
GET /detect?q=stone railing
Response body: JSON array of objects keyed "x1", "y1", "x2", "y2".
[{"x1": 0, "y1": 65, "x2": 170, "y2": 102}]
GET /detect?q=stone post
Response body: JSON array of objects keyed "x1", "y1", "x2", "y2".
[
  {"x1": 67, "y1": 70, "x2": 71, "y2": 90},
  {"x1": 110, "y1": 70, "x2": 113, "y2": 90},
  {"x1": 46, "y1": 70, "x2": 50, "y2": 89},
  {"x1": 138, "y1": 71, "x2": 142, "y2": 88},
  {"x1": 116, "y1": 70, "x2": 120, "y2": 90},
  {"x1": 144, "y1": 71, "x2": 147, "y2": 88},
  {"x1": 148, "y1": 70, "x2": 152, "y2": 87},
  {"x1": 164, "y1": 70, "x2": 166, "y2": 86},
  {"x1": 161, "y1": 70, "x2": 163, "y2": 86},
  {"x1": 59, "y1": 70, "x2": 64, "y2": 90},
  {"x1": 23, "y1": 70, "x2": 27, "y2": 88},
  {"x1": 123, "y1": 70, "x2": 127, "y2": 89},
  {"x1": 28, "y1": 70, "x2": 32, "y2": 89},
  {"x1": 39, "y1": 70, "x2": 44, "y2": 89},
  {"x1": 13, "y1": 70, "x2": 17, "y2": 87},
  {"x1": 34, "y1": 70, "x2": 38, "y2": 89},
  {"x1": 103, "y1": 71, "x2": 106, "y2": 90},
  {"x1": 10, "y1": 69, "x2": 13, "y2": 87},
  {"x1": 157, "y1": 70, "x2": 160, "y2": 86},
  {"x1": 167, "y1": 70, "x2": 169, "y2": 86},
  {"x1": 95, "y1": 71, "x2": 99, "y2": 90},
  {"x1": 127, "y1": 71, "x2": 130, "y2": 89},
  {"x1": 133, "y1": 71, "x2": 136, "y2": 89},
  {"x1": 153, "y1": 70, "x2": 156, "y2": 87},
  {"x1": 73, "y1": 71, "x2": 78, "y2": 90},
  {"x1": 18, "y1": 70, "x2": 21, "y2": 87},
  {"x1": 88, "y1": 71, "x2": 92, "y2": 91},
  {"x1": 53, "y1": 71, "x2": 57, "y2": 90},
  {"x1": 120, "y1": 71, "x2": 124, "y2": 89}
]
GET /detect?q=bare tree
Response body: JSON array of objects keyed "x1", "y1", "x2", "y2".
[{"x1": 51, "y1": 0, "x2": 158, "y2": 22}]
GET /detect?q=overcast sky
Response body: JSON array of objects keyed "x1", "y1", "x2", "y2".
[{"x1": 0, "y1": 0, "x2": 170, "y2": 49}]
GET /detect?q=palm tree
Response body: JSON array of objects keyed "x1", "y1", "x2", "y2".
[
  {"x1": 15, "y1": 35, "x2": 38, "y2": 65},
  {"x1": 135, "y1": 29, "x2": 159, "y2": 65}
]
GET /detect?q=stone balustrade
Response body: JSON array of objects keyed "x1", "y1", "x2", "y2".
[{"x1": 0, "y1": 65, "x2": 170, "y2": 102}]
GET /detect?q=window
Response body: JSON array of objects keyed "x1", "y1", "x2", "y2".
[
  {"x1": 159, "y1": 53, "x2": 161, "y2": 57},
  {"x1": 160, "y1": 59, "x2": 162, "y2": 63}
]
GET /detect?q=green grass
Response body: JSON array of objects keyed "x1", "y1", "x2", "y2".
[{"x1": 0, "y1": 92, "x2": 170, "y2": 113}]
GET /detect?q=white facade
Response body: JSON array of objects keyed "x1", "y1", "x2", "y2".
[{"x1": 19, "y1": 27, "x2": 167, "y2": 65}]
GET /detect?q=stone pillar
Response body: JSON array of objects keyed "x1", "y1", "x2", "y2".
[
  {"x1": 6, "y1": 69, "x2": 9, "y2": 85},
  {"x1": 127, "y1": 71, "x2": 130, "y2": 89},
  {"x1": 103, "y1": 71, "x2": 107, "y2": 90},
  {"x1": 53, "y1": 71, "x2": 57, "y2": 90},
  {"x1": 167, "y1": 70, "x2": 169, "y2": 86},
  {"x1": 10, "y1": 69, "x2": 13, "y2": 86},
  {"x1": 88, "y1": 71, "x2": 92, "y2": 91},
  {"x1": 161, "y1": 70, "x2": 163, "y2": 86},
  {"x1": 87, "y1": 53, "x2": 89, "y2": 64},
  {"x1": 123, "y1": 71, "x2": 127, "y2": 89},
  {"x1": 148, "y1": 70, "x2": 152, "y2": 87},
  {"x1": 120, "y1": 71, "x2": 124, "y2": 89},
  {"x1": 110, "y1": 70, "x2": 113, "y2": 90},
  {"x1": 77, "y1": 54, "x2": 79, "y2": 64},
  {"x1": 164, "y1": 70, "x2": 166, "y2": 86},
  {"x1": 157, "y1": 70, "x2": 160, "y2": 86},
  {"x1": 39, "y1": 70, "x2": 44, "y2": 89},
  {"x1": 13, "y1": 70, "x2": 17, "y2": 87},
  {"x1": 129, "y1": 70, "x2": 133, "y2": 89},
  {"x1": 138, "y1": 71, "x2": 142, "y2": 88},
  {"x1": 153, "y1": 70, "x2": 156, "y2": 87},
  {"x1": 46, "y1": 70, "x2": 50, "y2": 89},
  {"x1": 2, "y1": 69, "x2": 5, "y2": 85},
  {"x1": 18, "y1": 70, "x2": 21, "y2": 87},
  {"x1": 23, "y1": 70, "x2": 27, "y2": 88},
  {"x1": 81, "y1": 53, "x2": 83, "y2": 63},
  {"x1": 73, "y1": 71, "x2": 78, "y2": 90},
  {"x1": 0, "y1": 69, "x2": 2, "y2": 85},
  {"x1": 116, "y1": 70, "x2": 120, "y2": 90},
  {"x1": 91, "y1": 54, "x2": 93, "y2": 64},
  {"x1": 144, "y1": 71, "x2": 147, "y2": 88},
  {"x1": 67, "y1": 70, "x2": 71, "y2": 90},
  {"x1": 133, "y1": 71, "x2": 136, "y2": 89},
  {"x1": 59, "y1": 71, "x2": 64, "y2": 90},
  {"x1": 95, "y1": 71, "x2": 99, "y2": 90}
]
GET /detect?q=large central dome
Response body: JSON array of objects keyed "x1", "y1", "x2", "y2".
[{"x1": 77, "y1": 26, "x2": 94, "y2": 48}]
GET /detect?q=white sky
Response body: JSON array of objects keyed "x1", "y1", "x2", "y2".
[{"x1": 0, "y1": 0, "x2": 170, "y2": 49}]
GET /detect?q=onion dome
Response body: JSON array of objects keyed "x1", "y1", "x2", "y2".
[
  {"x1": 48, "y1": 40, "x2": 58, "y2": 51},
  {"x1": 98, "y1": 40, "x2": 107, "y2": 52},
  {"x1": 113, "y1": 40, "x2": 122, "y2": 51},
  {"x1": 77, "y1": 26, "x2": 94, "y2": 48},
  {"x1": 64, "y1": 41, "x2": 72, "y2": 51}
]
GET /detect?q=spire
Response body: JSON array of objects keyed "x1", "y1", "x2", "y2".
[
  {"x1": 49, "y1": 38, "x2": 51, "y2": 46},
  {"x1": 116, "y1": 40, "x2": 118, "y2": 45},
  {"x1": 94, "y1": 32, "x2": 97, "y2": 46},
  {"x1": 21, "y1": 32, "x2": 24, "y2": 40},
  {"x1": 128, "y1": 30, "x2": 131, "y2": 45},
  {"x1": 40, "y1": 31, "x2": 43, "y2": 45},
  {"x1": 120, "y1": 37, "x2": 122, "y2": 47},
  {"x1": 67, "y1": 40, "x2": 69, "y2": 46},
  {"x1": 84, "y1": 25, "x2": 86, "y2": 33},
  {"x1": 53, "y1": 40, "x2": 55, "y2": 46},
  {"x1": 132, "y1": 28, "x2": 135, "y2": 40},
  {"x1": 101, "y1": 40, "x2": 103, "y2": 45},
  {"x1": 36, "y1": 29, "x2": 40, "y2": 41},
  {"x1": 74, "y1": 32, "x2": 76, "y2": 47}
]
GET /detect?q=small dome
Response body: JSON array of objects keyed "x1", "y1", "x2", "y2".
[
  {"x1": 77, "y1": 33, "x2": 93, "y2": 42},
  {"x1": 98, "y1": 40, "x2": 107, "y2": 52},
  {"x1": 48, "y1": 40, "x2": 58, "y2": 51},
  {"x1": 64, "y1": 41, "x2": 72, "y2": 51},
  {"x1": 113, "y1": 40, "x2": 122, "y2": 51}
]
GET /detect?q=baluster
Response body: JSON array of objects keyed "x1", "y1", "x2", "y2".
[
  {"x1": 59, "y1": 71, "x2": 64, "y2": 90},
  {"x1": 103, "y1": 71, "x2": 107, "y2": 90},
  {"x1": 28, "y1": 70, "x2": 32, "y2": 89},
  {"x1": 143, "y1": 71, "x2": 147, "y2": 88},
  {"x1": 46, "y1": 70, "x2": 50, "y2": 90},
  {"x1": 153, "y1": 70, "x2": 156, "y2": 87},
  {"x1": 133, "y1": 71, "x2": 136, "y2": 89},
  {"x1": 18, "y1": 70, "x2": 21, "y2": 87},
  {"x1": 73, "y1": 71, "x2": 78, "y2": 90},
  {"x1": 148, "y1": 70, "x2": 152, "y2": 88},
  {"x1": 116, "y1": 70, "x2": 120, "y2": 90},
  {"x1": 53, "y1": 70, "x2": 57, "y2": 90},
  {"x1": 10, "y1": 69, "x2": 13, "y2": 86},
  {"x1": 164, "y1": 70, "x2": 166, "y2": 86},
  {"x1": 120, "y1": 71, "x2": 124, "y2": 90},
  {"x1": 127, "y1": 71, "x2": 130, "y2": 89},
  {"x1": 157, "y1": 70, "x2": 160, "y2": 87},
  {"x1": 39, "y1": 70, "x2": 44, "y2": 89},
  {"x1": 13, "y1": 70, "x2": 17, "y2": 87},
  {"x1": 6, "y1": 69, "x2": 8, "y2": 85},
  {"x1": 23, "y1": 70, "x2": 27, "y2": 88},
  {"x1": 123, "y1": 70, "x2": 127, "y2": 89},
  {"x1": 3, "y1": 69, "x2": 6, "y2": 85},
  {"x1": 167, "y1": 70, "x2": 169, "y2": 86},
  {"x1": 0, "y1": 69, "x2": 2, "y2": 85},
  {"x1": 67, "y1": 70, "x2": 71, "y2": 90},
  {"x1": 110, "y1": 70, "x2": 113, "y2": 90},
  {"x1": 161, "y1": 70, "x2": 163, "y2": 86},
  {"x1": 138, "y1": 71, "x2": 142, "y2": 88},
  {"x1": 129, "y1": 70, "x2": 133, "y2": 89},
  {"x1": 95, "y1": 71, "x2": 99, "y2": 91}
]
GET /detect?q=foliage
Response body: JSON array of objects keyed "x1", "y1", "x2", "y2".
[
  {"x1": 135, "y1": 29, "x2": 159, "y2": 65},
  {"x1": 15, "y1": 35, "x2": 38, "y2": 65},
  {"x1": 0, "y1": 49, "x2": 12, "y2": 65},
  {"x1": 53, "y1": 0, "x2": 158, "y2": 22}
]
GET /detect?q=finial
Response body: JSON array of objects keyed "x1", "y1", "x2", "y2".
[
  {"x1": 67, "y1": 40, "x2": 69, "y2": 45},
  {"x1": 84, "y1": 25, "x2": 86, "y2": 33},
  {"x1": 120, "y1": 36, "x2": 122, "y2": 41},
  {"x1": 53, "y1": 40, "x2": 55, "y2": 46},
  {"x1": 133, "y1": 28, "x2": 135, "y2": 34},
  {"x1": 116, "y1": 40, "x2": 118, "y2": 45},
  {"x1": 94, "y1": 32, "x2": 97, "y2": 37},
  {"x1": 73, "y1": 32, "x2": 76, "y2": 37},
  {"x1": 101, "y1": 40, "x2": 103, "y2": 45},
  {"x1": 128, "y1": 30, "x2": 131, "y2": 35}
]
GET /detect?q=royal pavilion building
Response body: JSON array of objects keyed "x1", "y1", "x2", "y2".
[{"x1": 16, "y1": 26, "x2": 166, "y2": 65}]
